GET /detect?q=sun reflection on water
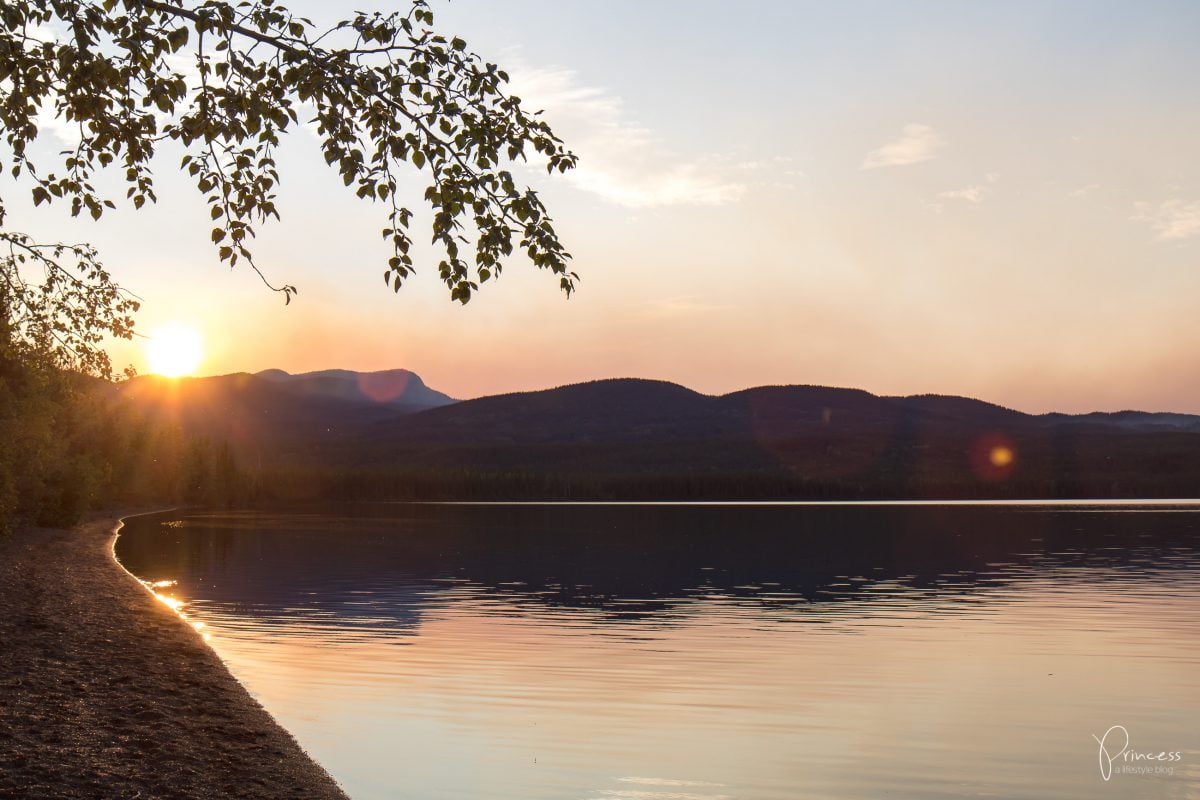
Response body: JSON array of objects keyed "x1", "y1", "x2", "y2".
[{"x1": 142, "y1": 579, "x2": 212, "y2": 641}]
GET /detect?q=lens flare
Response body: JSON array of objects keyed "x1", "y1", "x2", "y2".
[
  {"x1": 989, "y1": 445, "x2": 1015, "y2": 468},
  {"x1": 971, "y1": 434, "x2": 1018, "y2": 482}
]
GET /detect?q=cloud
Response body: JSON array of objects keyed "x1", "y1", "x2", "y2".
[
  {"x1": 726, "y1": 155, "x2": 803, "y2": 190},
  {"x1": 35, "y1": 102, "x2": 83, "y2": 147},
  {"x1": 640, "y1": 295, "x2": 725, "y2": 320},
  {"x1": 506, "y1": 60, "x2": 746, "y2": 208},
  {"x1": 938, "y1": 185, "x2": 986, "y2": 204},
  {"x1": 934, "y1": 173, "x2": 997, "y2": 208},
  {"x1": 1132, "y1": 200, "x2": 1200, "y2": 241},
  {"x1": 861, "y1": 124, "x2": 945, "y2": 170}
]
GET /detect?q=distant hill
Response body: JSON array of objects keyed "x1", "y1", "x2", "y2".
[
  {"x1": 359, "y1": 380, "x2": 1044, "y2": 457},
  {"x1": 255, "y1": 368, "x2": 455, "y2": 409},
  {"x1": 338, "y1": 379, "x2": 1200, "y2": 499},
  {"x1": 1040, "y1": 410, "x2": 1200, "y2": 432},
  {"x1": 113, "y1": 374, "x2": 1200, "y2": 500},
  {"x1": 116, "y1": 368, "x2": 455, "y2": 456}
]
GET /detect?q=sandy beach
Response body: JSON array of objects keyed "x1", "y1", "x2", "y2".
[{"x1": 0, "y1": 514, "x2": 348, "y2": 799}]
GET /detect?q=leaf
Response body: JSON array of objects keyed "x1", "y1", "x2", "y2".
[
  {"x1": 168, "y1": 27, "x2": 190, "y2": 51},
  {"x1": 10, "y1": 0, "x2": 579, "y2": 316}
]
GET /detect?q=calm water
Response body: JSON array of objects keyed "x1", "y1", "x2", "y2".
[{"x1": 115, "y1": 503, "x2": 1200, "y2": 799}]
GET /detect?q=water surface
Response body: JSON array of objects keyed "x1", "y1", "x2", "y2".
[{"x1": 116, "y1": 503, "x2": 1200, "y2": 799}]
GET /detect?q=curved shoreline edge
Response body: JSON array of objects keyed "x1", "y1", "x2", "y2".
[{"x1": 0, "y1": 511, "x2": 349, "y2": 799}]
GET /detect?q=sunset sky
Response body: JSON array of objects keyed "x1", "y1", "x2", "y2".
[{"x1": 8, "y1": 0, "x2": 1200, "y2": 412}]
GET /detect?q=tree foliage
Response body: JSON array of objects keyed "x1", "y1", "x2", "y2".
[
  {"x1": 1, "y1": 232, "x2": 138, "y2": 377},
  {"x1": 1, "y1": 0, "x2": 578, "y2": 374},
  {"x1": 0, "y1": 332, "x2": 249, "y2": 531},
  {"x1": 0, "y1": 1, "x2": 580, "y2": 530}
]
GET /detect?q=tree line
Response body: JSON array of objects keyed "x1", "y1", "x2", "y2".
[{"x1": 0, "y1": 318, "x2": 252, "y2": 531}]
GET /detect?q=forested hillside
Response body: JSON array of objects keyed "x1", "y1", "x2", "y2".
[
  {"x1": 111, "y1": 374, "x2": 1200, "y2": 503},
  {"x1": 6, "y1": 363, "x2": 1200, "y2": 532}
]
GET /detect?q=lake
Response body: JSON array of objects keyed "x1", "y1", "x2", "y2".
[{"x1": 115, "y1": 502, "x2": 1200, "y2": 799}]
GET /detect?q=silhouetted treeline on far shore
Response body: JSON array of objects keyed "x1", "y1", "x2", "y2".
[{"x1": 235, "y1": 460, "x2": 1200, "y2": 505}]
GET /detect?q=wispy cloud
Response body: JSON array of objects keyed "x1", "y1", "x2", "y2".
[
  {"x1": 938, "y1": 185, "x2": 986, "y2": 204},
  {"x1": 35, "y1": 103, "x2": 83, "y2": 147},
  {"x1": 860, "y1": 123, "x2": 945, "y2": 170},
  {"x1": 567, "y1": 160, "x2": 745, "y2": 208},
  {"x1": 930, "y1": 173, "x2": 996, "y2": 211},
  {"x1": 507, "y1": 60, "x2": 746, "y2": 208},
  {"x1": 1132, "y1": 200, "x2": 1200, "y2": 241},
  {"x1": 639, "y1": 295, "x2": 726, "y2": 320}
]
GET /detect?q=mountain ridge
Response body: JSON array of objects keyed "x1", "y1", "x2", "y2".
[{"x1": 112, "y1": 370, "x2": 1200, "y2": 500}]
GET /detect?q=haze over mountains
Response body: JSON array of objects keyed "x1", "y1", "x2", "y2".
[
  {"x1": 255, "y1": 368, "x2": 456, "y2": 409},
  {"x1": 119, "y1": 368, "x2": 454, "y2": 450},
  {"x1": 116, "y1": 368, "x2": 1200, "y2": 500}
]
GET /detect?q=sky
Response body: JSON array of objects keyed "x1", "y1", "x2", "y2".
[{"x1": 6, "y1": 0, "x2": 1200, "y2": 412}]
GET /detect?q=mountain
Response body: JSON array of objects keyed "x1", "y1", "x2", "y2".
[
  {"x1": 338, "y1": 379, "x2": 1200, "y2": 499},
  {"x1": 113, "y1": 374, "x2": 1200, "y2": 500},
  {"x1": 116, "y1": 368, "x2": 455, "y2": 456},
  {"x1": 1040, "y1": 410, "x2": 1200, "y2": 432},
  {"x1": 255, "y1": 368, "x2": 455, "y2": 409},
  {"x1": 361, "y1": 380, "x2": 1038, "y2": 454}
]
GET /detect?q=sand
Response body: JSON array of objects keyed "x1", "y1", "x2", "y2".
[{"x1": 0, "y1": 514, "x2": 349, "y2": 799}]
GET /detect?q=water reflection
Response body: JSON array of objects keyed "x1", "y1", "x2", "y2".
[{"x1": 116, "y1": 503, "x2": 1200, "y2": 800}]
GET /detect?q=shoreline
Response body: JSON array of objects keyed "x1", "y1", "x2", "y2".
[{"x1": 0, "y1": 512, "x2": 348, "y2": 799}]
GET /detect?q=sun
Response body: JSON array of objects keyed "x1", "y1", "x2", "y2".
[{"x1": 145, "y1": 324, "x2": 204, "y2": 378}]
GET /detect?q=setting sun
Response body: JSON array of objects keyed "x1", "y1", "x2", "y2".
[{"x1": 146, "y1": 324, "x2": 204, "y2": 378}]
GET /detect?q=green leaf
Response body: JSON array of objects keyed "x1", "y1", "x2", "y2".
[
  {"x1": 168, "y1": 27, "x2": 189, "y2": 51},
  {"x1": 9, "y1": 0, "x2": 579, "y2": 316}
]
